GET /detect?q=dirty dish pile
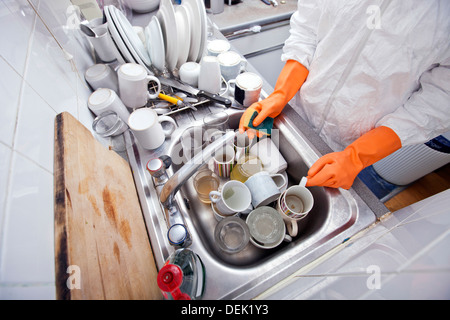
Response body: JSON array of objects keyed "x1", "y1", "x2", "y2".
[{"x1": 188, "y1": 133, "x2": 314, "y2": 253}]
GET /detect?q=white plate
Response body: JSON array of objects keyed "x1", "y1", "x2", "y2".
[
  {"x1": 145, "y1": 16, "x2": 165, "y2": 72},
  {"x1": 110, "y1": 6, "x2": 152, "y2": 67},
  {"x1": 105, "y1": 6, "x2": 136, "y2": 64},
  {"x1": 157, "y1": 0, "x2": 178, "y2": 71},
  {"x1": 182, "y1": 0, "x2": 201, "y2": 62},
  {"x1": 194, "y1": 0, "x2": 207, "y2": 62},
  {"x1": 175, "y1": 5, "x2": 190, "y2": 68}
]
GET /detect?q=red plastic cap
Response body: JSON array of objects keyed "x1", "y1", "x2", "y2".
[{"x1": 157, "y1": 264, "x2": 183, "y2": 292}]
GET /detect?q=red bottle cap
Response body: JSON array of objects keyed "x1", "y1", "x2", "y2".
[{"x1": 157, "y1": 264, "x2": 191, "y2": 300}]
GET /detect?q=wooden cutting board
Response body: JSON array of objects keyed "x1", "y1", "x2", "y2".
[{"x1": 54, "y1": 112, "x2": 162, "y2": 300}]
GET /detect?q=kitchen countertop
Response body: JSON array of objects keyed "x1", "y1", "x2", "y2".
[{"x1": 209, "y1": 0, "x2": 297, "y2": 33}]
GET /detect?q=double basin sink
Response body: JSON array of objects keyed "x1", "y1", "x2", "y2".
[{"x1": 126, "y1": 99, "x2": 377, "y2": 299}]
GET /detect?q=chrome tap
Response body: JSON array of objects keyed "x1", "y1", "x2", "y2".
[{"x1": 160, "y1": 130, "x2": 236, "y2": 246}]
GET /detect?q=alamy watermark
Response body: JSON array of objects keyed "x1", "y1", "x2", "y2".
[
  {"x1": 366, "y1": 264, "x2": 381, "y2": 290},
  {"x1": 66, "y1": 265, "x2": 81, "y2": 290},
  {"x1": 366, "y1": 5, "x2": 382, "y2": 30}
]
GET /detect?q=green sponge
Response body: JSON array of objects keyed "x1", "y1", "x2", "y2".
[{"x1": 242, "y1": 109, "x2": 274, "y2": 136}]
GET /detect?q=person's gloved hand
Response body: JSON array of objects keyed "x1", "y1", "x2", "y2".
[
  {"x1": 239, "y1": 60, "x2": 309, "y2": 139},
  {"x1": 306, "y1": 126, "x2": 402, "y2": 189}
]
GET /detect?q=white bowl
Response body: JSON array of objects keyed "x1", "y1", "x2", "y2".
[{"x1": 125, "y1": 0, "x2": 160, "y2": 13}]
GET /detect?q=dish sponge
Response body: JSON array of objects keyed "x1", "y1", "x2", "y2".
[{"x1": 241, "y1": 108, "x2": 274, "y2": 136}]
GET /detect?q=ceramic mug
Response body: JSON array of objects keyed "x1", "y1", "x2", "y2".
[
  {"x1": 198, "y1": 56, "x2": 222, "y2": 94},
  {"x1": 249, "y1": 137, "x2": 288, "y2": 174},
  {"x1": 85, "y1": 21, "x2": 116, "y2": 63},
  {"x1": 228, "y1": 72, "x2": 262, "y2": 107},
  {"x1": 118, "y1": 63, "x2": 161, "y2": 108},
  {"x1": 244, "y1": 171, "x2": 286, "y2": 208},
  {"x1": 217, "y1": 51, "x2": 247, "y2": 81},
  {"x1": 212, "y1": 144, "x2": 235, "y2": 178},
  {"x1": 128, "y1": 108, "x2": 176, "y2": 150},
  {"x1": 207, "y1": 39, "x2": 230, "y2": 56},
  {"x1": 209, "y1": 180, "x2": 251, "y2": 215},
  {"x1": 179, "y1": 62, "x2": 201, "y2": 87},
  {"x1": 88, "y1": 88, "x2": 131, "y2": 124},
  {"x1": 276, "y1": 177, "x2": 313, "y2": 237},
  {"x1": 84, "y1": 63, "x2": 119, "y2": 92}
]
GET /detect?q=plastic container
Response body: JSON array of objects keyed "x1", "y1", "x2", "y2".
[{"x1": 157, "y1": 248, "x2": 205, "y2": 300}]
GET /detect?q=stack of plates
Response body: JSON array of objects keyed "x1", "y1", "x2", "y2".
[{"x1": 105, "y1": 0, "x2": 207, "y2": 74}]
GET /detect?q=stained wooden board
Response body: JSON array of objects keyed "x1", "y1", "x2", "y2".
[{"x1": 54, "y1": 112, "x2": 162, "y2": 300}]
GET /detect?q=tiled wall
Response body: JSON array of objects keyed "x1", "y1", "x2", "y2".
[{"x1": 0, "y1": 0, "x2": 96, "y2": 299}]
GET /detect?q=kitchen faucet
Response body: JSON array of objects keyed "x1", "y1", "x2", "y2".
[{"x1": 159, "y1": 130, "x2": 236, "y2": 247}]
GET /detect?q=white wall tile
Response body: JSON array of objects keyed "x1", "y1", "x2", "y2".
[
  {"x1": 1, "y1": 152, "x2": 54, "y2": 284},
  {"x1": 0, "y1": 143, "x2": 12, "y2": 234},
  {"x1": 0, "y1": 283, "x2": 56, "y2": 300},
  {"x1": 0, "y1": 0, "x2": 36, "y2": 75},
  {"x1": 25, "y1": 19, "x2": 78, "y2": 116},
  {"x1": 0, "y1": 57, "x2": 22, "y2": 147},
  {"x1": 14, "y1": 81, "x2": 56, "y2": 173}
]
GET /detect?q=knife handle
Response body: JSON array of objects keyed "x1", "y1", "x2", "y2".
[{"x1": 197, "y1": 90, "x2": 232, "y2": 107}]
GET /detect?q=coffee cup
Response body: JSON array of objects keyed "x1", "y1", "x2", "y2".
[
  {"x1": 88, "y1": 88, "x2": 131, "y2": 124},
  {"x1": 128, "y1": 108, "x2": 176, "y2": 150},
  {"x1": 212, "y1": 144, "x2": 235, "y2": 178},
  {"x1": 179, "y1": 62, "x2": 201, "y2": 87},
  {"x1": 198, "y1": 56, "x2": 222, "y2": 94},
  {"x1": 228, "y1": 72, "x2": 262, "y2": 107},
  {"x1": 249, "y1": 137, "x2": 288, "y2": 174},
  {"x1": 246, "y1": 206, "x2": 292, "y2": 249},
  {"x1": 217, "y1": 51, "x2": 247, "y2": 81},
  {"x1": 207, "y1": 39, "x2": 230, "y2": 56},
  {"x1": 244, "y1": 171, "x2": 286, "y2": 208},
  {"x1": 276, "y1": 177, "x2": 313, "y2": 237},
  {"x1": 209, "y1": 180, "x2": 251, "y2": 216},
  {"x1": 118, "y1": 63, "x2": 161, "y2": 108},
  {"x1": 85, "y1": 21, "x2": 116, "y2": 63},
  {"x1": 211, "y1": 202, "x2": 240, "y2": 221},
  {"x1": 84, "y1": 64, "x2": 119, "y2": 92}
]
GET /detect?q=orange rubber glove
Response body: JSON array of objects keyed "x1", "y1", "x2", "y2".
[
  {"x1": 306, "y1": 126, "x2": 402, "y2": 189},
  {"x1": 239, "y1": 60, "x2": 309, "y2": 138}
]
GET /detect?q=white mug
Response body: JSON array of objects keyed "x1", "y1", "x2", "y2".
[
  {"x1": 118, "y1": 63, "x2": 161, "y2": 108},
  {"x1": 128, "y1": 108, "x2": 176, "y2": 150},
  {"x1": 85, "y1": 64, "x2": 119, "y2": 92},
  {"x1": 228, "y1": 72, "x2": 262, "y2": 107},
  {"x1": 213, "y1": 144, "x2": 235, "y2": 178},
  {"x1": 249, "y1": 137, "x2": 288, "y2": 174},
  {"x1": 179, "y1": 62, "x2": 200, "y2": 87},
  {"x1": 217, "y1": 51, "x2": 247, "y2": 81},
  {"x1": 209, "y1": 180, "x2": 251, "y2": 215},
  {"x1": 198, "y1": 56, "x2": 221, "y2": 94},
  {"x1": 88, "y1": 88, "x2": 131, "y2": 124},
  {"x1": 276, "y1": 177, "x2": 313, "y2": 237},
  {"x1": 244, "y1": 171, "x2": 286, "y2": 208},
  {"x1": 86, "y1": 22, "x2": 116, "y2": 63},
  {"x1": 207, "y1": 39, "x2": 230, "y2": 56}
]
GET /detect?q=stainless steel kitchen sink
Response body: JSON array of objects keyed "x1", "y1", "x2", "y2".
[{"x1": 127, "y1": 101, "x2": 377, "y2": 299}]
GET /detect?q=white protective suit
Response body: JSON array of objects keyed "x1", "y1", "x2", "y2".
[{"x1": 281, "y1": 0, "x2": 450, "y2": 151}]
